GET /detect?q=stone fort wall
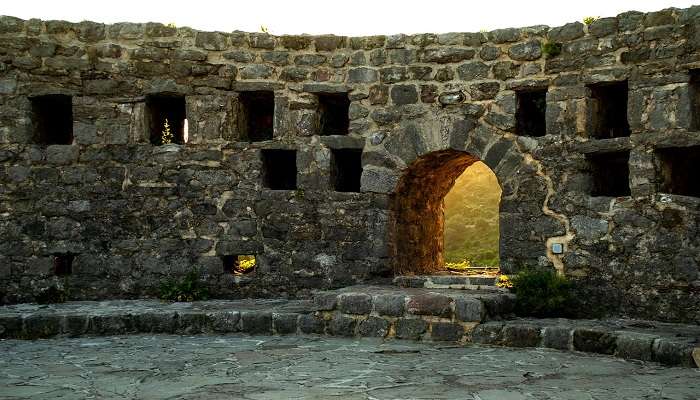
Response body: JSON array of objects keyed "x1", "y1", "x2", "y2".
[{"x1": 0, "y1": 7, "x2": 699, "y2": 322}]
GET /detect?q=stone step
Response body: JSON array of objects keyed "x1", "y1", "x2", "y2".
[
  {"x1": 393, "y1": 275, "x2": 500, "y2": 290},
  {"x1": 0, "y1": 298, "x2": 697, "y2": 367}
]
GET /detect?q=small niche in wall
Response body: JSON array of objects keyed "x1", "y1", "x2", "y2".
[
  {"x1": 146, "y1": 94, "x2": 187, "y2": 145},
  {"x1": 222, "y1": 255, "x2": 257, "y2": 275},
  {"x1": 331, "y1": 148, "x2": 362, "y2": 192},
  {"x1": 587, "y1": 81, "x2": 630, "y2": 139},
  {"x1": 515, "y1": 89, "x2": 547, "y2": 137},
  {"x1": 30, "y1": 94, "x2": 73, "y2": 145},
  {"x1": 261, "y1": 149, "x2": 297, "y2": 190},
  {"x1": 238, "y1": 91, "x2": 274, "y2": 142},
  {"x1": 318, "y1": 93, "x2": 350, "y2": 136},
  {"x1": 587, "y1": 151, "x2": 631, "y2": 197},
  {"x1": 656, "y1": 146, "x2": 700, "y2": 197},
  {"x1": 53, "y1": 253, "x2": 74, "y2": 276},
  {"x1": 690, "y1": 70, "x2": 700, "y2": 131}
]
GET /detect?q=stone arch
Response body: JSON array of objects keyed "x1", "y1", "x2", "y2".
[{"x1": 383, "y1": 117, "x2": 532, "y2": 275}]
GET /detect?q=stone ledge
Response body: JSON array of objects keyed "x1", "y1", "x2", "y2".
[
  {"x1": 0, "y1": 299, "x2": 697, "y2": 368},
  {"x1": 472, "y1": 318, "x2": 700, "y2": 368}
]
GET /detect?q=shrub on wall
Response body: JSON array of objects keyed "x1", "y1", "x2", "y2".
[{"x1": 511, "y1": 269, "x2": 574, "y2": 317}]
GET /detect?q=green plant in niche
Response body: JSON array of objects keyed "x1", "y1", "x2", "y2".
[
  {"x1": 511, "y1": 268, "x2": 574, "y2": 317},
  {"x1": 583, "y1": 16, "x2": 599, "y2": 25},
  {"x1": 541, "y1": 41, "x2": 562, "y2": 59},
  {"x1": 35, "y1": 285, "x2": 70, "y2": 304},
  {"x1": 159, "y1": 269, "x2": 209, "y2": 302}
]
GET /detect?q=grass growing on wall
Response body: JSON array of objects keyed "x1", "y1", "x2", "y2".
[{"x1": 443, "y1": 161, "x2": 501, "y2": 268}]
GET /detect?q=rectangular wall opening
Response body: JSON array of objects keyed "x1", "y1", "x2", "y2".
[
  {"x1": 238, "y1": 91, "x2": 274, "y2": 142},
  {"x1": 587, "y1": 81, "x2": 630, "y2": 139},
  {"x1": 318, "y1": 93, "x2": 350, "y2": 136},
  {"x1": 587, "y1": 151, "x2": 631, "y2": 197},
  {"x1": 146, "y1": 94, "x2": 186, "y2": 145},
  {"x1": 261, "y1": 149, "x2": 297, "y2": 190},
  {"x1": 222, "y1": 255, "x2": 257, "y2": 275},
  {"x1": 515, "y1": 89, "x2": 547, "y2": 137},
  {"x1": 690, "y1": 70, "x2": 700, "y2": 131},
  {"x1": 331, "y1": 148, "x2": 362, "y2": 192},
  {"x1": 30, "y1": 94, "x2": 73, "y2": 145},
  {"x1": 656, "y1": 146, "x2": 700, "y2": 197},
  {"x1": 53, "y1": 253, "x2": 74, "y2": 276}
]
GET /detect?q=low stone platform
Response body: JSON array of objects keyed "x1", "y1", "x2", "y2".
[
  {"x1": 0, "y1": 288, "x2": 698, "y2": 368},
  {"x1": 393, "y1": 275, "x2": 500, "y2": 290}
]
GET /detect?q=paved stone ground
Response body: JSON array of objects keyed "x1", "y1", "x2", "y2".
[{"x1": 0, "y1": 335, "x2": 698, "y2": 399}]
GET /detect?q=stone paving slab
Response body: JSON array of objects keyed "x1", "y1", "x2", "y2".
[{"x1": 1, "y1": 335, "x2": 698, "y2": 400}]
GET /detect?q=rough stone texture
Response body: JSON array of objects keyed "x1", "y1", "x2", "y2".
[
  {"x1": 0, "y1": 9, "x2": 698, "y2": 324},
  {"x1": 3, "y1": 335, "x2": 700, "y2": 399}
]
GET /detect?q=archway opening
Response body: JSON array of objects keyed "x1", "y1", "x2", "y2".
[
  {"x1": 391, "y1": 150, "x2": 501, "y2": 276},
  {"x1": 444, "y1": 161, "x2": 501, "y2": 273}
]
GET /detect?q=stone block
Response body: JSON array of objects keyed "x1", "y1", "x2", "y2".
[
  {"x1": 542, "y1": 326, "x2": 572, "y2": 350},
  {"x1": 573, "y1": 328, "x2": 617, "y2": 355},
  {"x1": 177, "y1": 312, "x2": 211, "y2": 334},
  {"x1": 652, "y1": 339, "x2": 696, "y2": 367},
  {"x1": 209, "y1": 311, "x2": 240, "y2": 333},
  {"x1": 338, "y1": 293, "x2": 373, "y2": 315},
  {"x1": 298, "y1": 314, "x2": 325, "y2": 334},
  {"x1": 431, "y1": 322, "x2": 464, "y2": 342},
  {"x1": 395, "y1": 318, "x2": 428, "y2": 340},
  {"x1": 87, "y1": 314, "x2": 135, "y2": 336},
  {"x1": 314, "y1": 292, "x2": 338, "y2": 311},
  {"x1": 358, "y1": 316, "x2": 390, "y2": 337},
  {"x1": 374, "y1": 294, "x2": 406, "y2": 317},
  {"x1": 272, "y1": 313, "x2": 299, "y2": 334},
  {"x1": 348, "y1": 68, "x2": 379, "y2": 83},
  {"x1": 615, "y1": 332, "x2": 655, "y2": 362},
  {"x1": 240, "y1": 311, "x2": 272, "y2": 335},
  {"x1": 454, "y1": 298, "x2": 484, "y2": 322},
  {"x1": 328, "y1": 314, "x2": 356, "y2": 337},
  {"x1": 0, "y1": 315, "x2": 23, "y2": 338},
  {"x1": 406, "y1": 293, "x2": 452, "y2": 317},
  {"x1": 471, "y1": 322, "x2": 504, "y2": 344},
  {"x1": 502, "y1": 324, "x2": 541, "y2": 347}
]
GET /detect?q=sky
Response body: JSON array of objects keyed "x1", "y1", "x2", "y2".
[{"x1": 2, "y1": 0, "x2": 697, "y2": 36}]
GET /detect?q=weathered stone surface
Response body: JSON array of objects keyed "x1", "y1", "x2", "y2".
[
  {"x1": 338, "y1": 293, "x2": 372, "y2": 314},
  {"x1": 357, "y1": 316, "x2": 389, "y2": 337},
  {"x1": 542, "y1": 326, "x2": 571, "y2": 350},
  {"x1": 0, "y1": 8, "x2": 697, "y2": 326},
  {"x1": 573, "y1": 328, "x2": 617, "y2": 355},
  {"x1": 395, "y1": 318, "x2": 428, "y2": 340},
  {"x1": 374, "y1": 294, "x2": 405, "y2": 316},
  {"x1": 431, "y1": 322, "x2": 464, "y2": 341},
  {"x1": 406, "y1": 293, "x2": 452, "y2": 317},
  {"x1": 454, "y1": 297, "x2": 483, "y2": 322}
]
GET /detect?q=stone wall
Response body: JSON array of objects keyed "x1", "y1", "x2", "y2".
[{"x1": 0, "y1": 7, "x2": 699, "y2": 323}]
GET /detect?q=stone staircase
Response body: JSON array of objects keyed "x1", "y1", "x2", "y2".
[{"x1": 0, "y1": 278, "x2": 698, "y2": 368}]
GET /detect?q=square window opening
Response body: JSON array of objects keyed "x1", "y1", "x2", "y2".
[
  {"x1": 515, "y1": 89, "x2": 547, "y2": 137},
  {"x1": 690, "y1": 70, "x2": 700, "y2": 131},
  {"x1": 656, "y1": 146, "x2": 700, "y2": 197},
  {"x1": 222, "y1": 255, "x2": 257, "y2": 275},
  {"x1": 331, "y1": 148, "x2": 363, "y2": 192},
  {"x1": 587, "y1": 151, "x2": 631, "y2": 197},
  {"x1": 238, "y1": 91, "x2": 274, "y2": 142},
  {"x1": 53, "y1": 253, "x2": 74, "y2": 276},
  {"x1": 587, "y1": 81, "x2": 630, "y2": 139},
  {"x1": 262, "y1": 149, "x2": 297, "y2": 190},
  {"x1": 318, "y1": 93, "x2": 350, "y2": 136},
  {"x1": 30, "y1": 94, "x2": 73, "y2": 145},
  {"x1": 146, "y1": 94, "x2": 187, "y2": 145}
]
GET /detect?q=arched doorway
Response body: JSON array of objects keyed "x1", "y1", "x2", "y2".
[
  {"x1": 390, "y1": 149, "x2": 501, "y2": 275},
  {"x1": 444, "y1": 161, "x2": 501, "y2": 271}
]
